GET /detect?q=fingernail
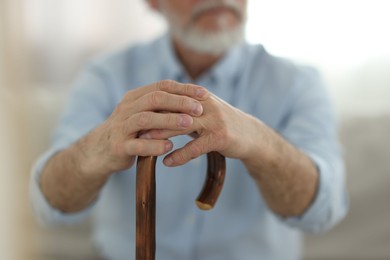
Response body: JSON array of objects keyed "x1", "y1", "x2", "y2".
[
  {"x1": 165, "y1": 142, "x2": 173, "y2": 151},
  {"x1": 192, "y1": 102, "x2": 203, "y2": 115},
  {"x1": 179, "y1": 115, "x2": 193, "y2": 127},
  {"x1": 196, "y1": 88, "x2": 207, "y2": 98},
  {"x1": 164, "y1": 156, "x2": 174, "y2": 166}
]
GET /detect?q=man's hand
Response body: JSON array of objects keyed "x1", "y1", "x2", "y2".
[
  {"x1": 139, "y1": 93, "x2": 260, "y2": 166},
  {"x1": 139, "y1": 92, "x2": 319, "y2": 217},
  {"x1": 79, "y1": 80, "x2": 210, "y2": 177},
  {"x1": 40, "y1": 80, "x2": 209, "y2": 212}
]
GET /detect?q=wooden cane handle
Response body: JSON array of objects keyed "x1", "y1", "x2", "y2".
[{"x1": 136, "y1": 152, "x2": 226, "y2": 260}]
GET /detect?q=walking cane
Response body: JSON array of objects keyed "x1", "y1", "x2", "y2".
[{"x1": 136, "y1": 152, "x2": 226, "y2": 260}]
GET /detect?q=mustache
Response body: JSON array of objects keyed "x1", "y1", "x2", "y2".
[{"x1": 191, "y1": 0, "x2": 243, "y2": 21}]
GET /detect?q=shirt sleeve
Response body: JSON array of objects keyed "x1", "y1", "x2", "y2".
[
  {"x1": 277, "y1": 67, "x2": 349, "y2": 233},
  {"x1": 29, "y1": 63, "x2": 115, "y2": 226}
]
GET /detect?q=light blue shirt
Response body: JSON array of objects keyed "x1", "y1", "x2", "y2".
[{"x1": 30, "y1": 34, "x2": 348, "y2": 260}]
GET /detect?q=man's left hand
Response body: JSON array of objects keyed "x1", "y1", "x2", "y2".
[{"x1": 140, "y1": 93, "x2": 264, "y2": 167}]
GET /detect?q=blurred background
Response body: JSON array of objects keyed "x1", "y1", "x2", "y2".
[{"x1": 1, "y1": 0, "x2": 389, "y2": 259}]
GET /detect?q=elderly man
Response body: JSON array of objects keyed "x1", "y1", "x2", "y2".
[{"x1": 30, "y1": 0, "x2": 348, "y2": 259}]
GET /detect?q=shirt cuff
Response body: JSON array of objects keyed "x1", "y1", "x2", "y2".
[
  {"x1": 29, "y1": 145, "x2": 96, "y2": 226},
  {"x1": 280, "y1": 152, "x2": 332, "y2": 233}
]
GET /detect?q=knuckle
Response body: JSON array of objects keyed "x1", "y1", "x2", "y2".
[
  {"x1": 188, "y1": 84, "x2": 208, "y2": 98},
  {"x1": 175, "y1": 150, "x2": 187, "y2": 163},
  {"x1": 148, "y1": 91, "x2": 163, "y2": 107},
  {"x1": 114, "y1": 102, "x2": 127, "y2": 114},
  {"x1": 157, "y1": 79, "x2": 175, "y2": 91},
  {"x1": 166, "y1": 114, "x2": 177, "y2": 127},
  {"x1": 189, "y1": 142, "x2": 202, "y2": 157},
  {"x1": 198, "y1": 85, "x2": 207, "y2": 93},
  {"x1": 135, "y1": 112, "x2": 151, "y2": 128},
  {"x1": 179, "y1": 96, "x2": 191, "y2": 109},
  {"x1": 183, "y1": 83, "x2": 191, "y2": 94},
  {"x1": 131, "y1": 140, "x2": 144, "y2": 154}
]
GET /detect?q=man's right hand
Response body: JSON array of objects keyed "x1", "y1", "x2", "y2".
[
  {"x1": 75, "y1": 80, "x2": 209, "y2": 178},
  {"x1": 39, "y1": 80, "x2": 209, "y2": 213}
]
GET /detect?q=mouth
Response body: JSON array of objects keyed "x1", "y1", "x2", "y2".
[{"x1": 204, "y1": 6, "x2": 238, "y2": 16}]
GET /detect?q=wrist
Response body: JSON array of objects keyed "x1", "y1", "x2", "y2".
[
  {"x1": 72, "y1": 129, "x2": 113, "y2": 179},
  {"x1": 240, "y1": 119, "x2": 278, "y2": 178}
]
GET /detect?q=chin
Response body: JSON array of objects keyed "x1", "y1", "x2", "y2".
[{"x1": 174, "y1": 21, "x2": 245, "y2": 55}]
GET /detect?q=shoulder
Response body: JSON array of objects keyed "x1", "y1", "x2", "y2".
[
  {"x1": 88, "y1": 37, "x2": 161, "y2": 76},
  {"x1": 74, "y1": 35, "x2": 166, "y2": 94},
  {"x1": 243, "y1": 42, "x2": 323, "y2": 93},
  {"x1": 250, "y1": 43, "x2": 318, "y2": 80}
]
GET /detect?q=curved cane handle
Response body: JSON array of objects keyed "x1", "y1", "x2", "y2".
[
  {"x1": 136, "y1": 152, "x2": 226, "y2": 260},
  {"x1": 195, "y1": 152, "x2": 227, "y2": 210}
]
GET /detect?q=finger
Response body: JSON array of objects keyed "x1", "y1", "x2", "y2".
[
  {"x1": 139, "y1": 129, "x2": 191, "y2": 140},
  {"x1": 137, "y1": 116, "x2": 205, "y2": 139},
  {"x1": 124, "y1": 139, "x2": 173, "y2": 156},
  {"x1": 163, "y1": 138, "x2": 210, "y2": 167},
  {"x1": 133, "y1": 91, "x2": 204, "y2": 116},
  {"x1": 137, "y1": 116, "x2": 206, "y2": 139},
  {"x1": 157, "y1": 80, "x2": 209, "y2": 100},
  {"x1": 127, "y1": 112, "x2": 194, "y2": 133},
  {"x1": 125, "y1": 80, "x2": 209, "y2": 102}
]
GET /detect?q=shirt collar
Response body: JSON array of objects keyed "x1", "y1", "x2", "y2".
[
  {"x1": 207, "y1": 42, "x2": 245, "y2": 87},
  {"x1": 156, "y1": 33, "x2": 247, "y2": 86}
]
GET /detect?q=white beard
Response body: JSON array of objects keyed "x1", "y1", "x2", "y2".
[{"x1": 160, "y1": 0, "x2": 246, "y2": 55}]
